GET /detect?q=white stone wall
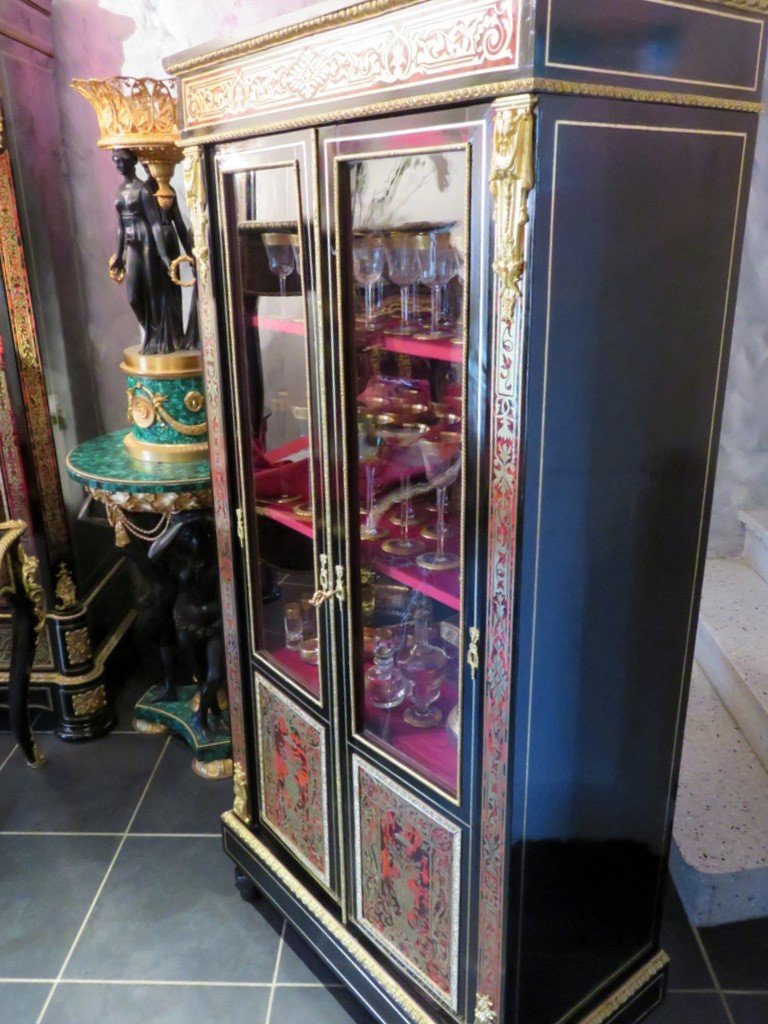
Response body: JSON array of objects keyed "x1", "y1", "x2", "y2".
[
  {"x1": 49, "y1": 0, "x2": 314, "y2": 432},
  {"x1": 709, "y1": 63, "x2": 768, "y2": 556}
]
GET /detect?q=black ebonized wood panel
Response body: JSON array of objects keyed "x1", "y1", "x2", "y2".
[{"x1": 507, "y1": 96, "x2": 755, "y2": 1024}]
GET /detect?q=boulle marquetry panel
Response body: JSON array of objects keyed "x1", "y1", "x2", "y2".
[
  {"x1": 169, "y1": 2, "x2": 767, "y2": 1023},
  {"x1": 353, "y1": 755, "x2": 461, "y2": 1008},
  {"x1": 256, "y1": 672, "x2": 331, "y2": 888}
]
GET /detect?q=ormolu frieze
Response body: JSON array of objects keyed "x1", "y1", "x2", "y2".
[{"x1": 182, "y1": 0, "x2": 521, "y2": 129}]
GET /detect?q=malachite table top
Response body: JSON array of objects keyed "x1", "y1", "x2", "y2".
[{"x1": 66, "y1": 430, "x2": 211, "y2": 495}]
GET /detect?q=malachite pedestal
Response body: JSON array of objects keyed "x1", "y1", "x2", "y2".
[
  {"x1": 66, "y1": 428, "x2": 212, "y2": 546},
  {"x1": 121, "y1": 346, "x2": 209, "y2": 464},
  {"x1": 66, "y1": 428, "x2": 230, "y2": 777},
  {"x1": 135, "y1": 684, "x2": 232, "y2": 776}
]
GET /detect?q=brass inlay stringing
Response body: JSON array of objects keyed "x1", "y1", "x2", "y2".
[
  {"x1": 178, "y1": 78, "x2": 761, "y2": 152},
  {"x1": 166, "y1": 0, "x2": 768, "y2": 77},
  {"x1": 578, "y1": 951, "x2": 670, "y2": 1024},
  {"x1": 490, "y1": 96, "x2": 536, "y2": 324},
  {"x1": 126, "y1": 384, "x2": 208, "y2": 437},
  {"x1": 474, "y1": 994, "x2": 497, "y2": 1024},
  {"x1": 183, "y1": 147, "x2": 210, "y2": 283},
  {"x1": 235, "y1": 507, "x2": 245, "y2": 547},
  {"x1": 233, "y1": 761, "x2": 251, "y2": 824},
  {"x1": 222, "y1": 811, "x2": 435, "y2": 1024}
]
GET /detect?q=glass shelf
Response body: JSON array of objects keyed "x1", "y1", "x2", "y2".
[
  {"x1": 252, "y1": 315, "x2": 306, "y2": 336},
  {"x1": 360, "y1": 326, "x2": 464, "y2": 364},
  {"x1": 339, "y1": 146, "x2": 469, "y2": 797},
  {"x1": 255, "y1": 501, "x2": 314, "y2": 539}
]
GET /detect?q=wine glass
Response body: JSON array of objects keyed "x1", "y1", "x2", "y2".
[
  {"x1": 283, "y1": 602, "x2": 302, "y2": 651},
  {"x1": 263, "y1": 232, "x2": 295, "y2": 296},
  {"x1": 384, "y1": 231, "x2": 420, "y2": 335},
  {"x1": 353, "y1": 234, "x2": 385, "y2": 329},
  {"x1": 434, "y1": 234, "x2": 459, "y2": 328},
  {"x1": 292, "y1": 235, "x2": 302, "y2": 279},
  {"x1": 414, "y1": 231, "x2": 445, "y2": 338},
  {"x1": 400, "y1": 600, "x2": 446, "y2": 728},
  {"x1": 416, "y1": 440, "x2": 461, "y2": 571},
  {"x1": 381, "y1": 472, "x2": 426, "y2": 557},
  {"x1": 358, "y1": 419, "x2": 388, "y2": 541}
]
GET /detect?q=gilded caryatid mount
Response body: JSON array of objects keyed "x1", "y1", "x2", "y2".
[
  {"x1": 71, "y1": 77, "x2": 182, "y2": 211},
  {"x1": 72, "y1": 75, "x2": 207, "y2": 464}
]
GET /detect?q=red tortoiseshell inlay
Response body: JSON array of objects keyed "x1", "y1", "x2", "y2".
[
  {"x1": 353, "y1": 756, "x2": 461, "y2": 1008},
  {"x1": 257, "y1": 674, "x2": 331, "y2": 887}
]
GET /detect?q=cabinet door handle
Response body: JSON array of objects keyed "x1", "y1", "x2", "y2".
[
  {"x1": 310, "y1": 553, "x2": 332, "y2": 606},
  {"x1": 333, "y1": 564, "x2": 346, "y2": 603},
  {"x1": 310, "y1": 555, "x2": 346, "y2": 607},
  {"x1": 467, "y1": 625, "x2": 481, "y2": 681}
]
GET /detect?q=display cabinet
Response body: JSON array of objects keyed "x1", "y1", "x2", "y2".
[{"x1": 167, "y1": 2, "x2": 767, "y2": 1022}]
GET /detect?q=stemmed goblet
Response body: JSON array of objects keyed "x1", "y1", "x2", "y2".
[
  {"x1": 359, "y1": 419, "x2": 388, "y2": 541},
  {"x1": 416, "y1": 439, "x2": 461, "y2": 572},
  {"x1": 381, "y1": 472, "x2": 426, "y2": 557},
  {"x1": 263, "y1": 232, "x2": 296, "y2": 296},
  {"x1": 353, "y1": 233, "x2": 385, "y2": 329},
  {"x1": 414, "y1": 232, "x2": 445, "y2": 338},
  {"x1": 434, "y1": 234, "x2": 459, "y2": 330},
  {"x1": 384, "y1": 231, "x2": 420, "y2": 335}
]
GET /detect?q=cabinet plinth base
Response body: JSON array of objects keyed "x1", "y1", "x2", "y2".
[{"x1": 221, "y1": 812, "x2": 669, "y2": 1024}]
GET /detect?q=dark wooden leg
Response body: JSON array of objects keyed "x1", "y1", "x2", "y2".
[
  {"x1": 6, "y1": 547, "x2": 44, "y2": 767},
  {"x1": 235, "y1": 866, "x2": 260, "y2": 903}
]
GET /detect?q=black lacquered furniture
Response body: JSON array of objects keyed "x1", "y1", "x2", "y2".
[
  {"x1": 165, "y1": 3, "x2": 767, "y2": 1023},
  {"x1": 0, "y1": 520, "x2": 46, "y2": 766}
]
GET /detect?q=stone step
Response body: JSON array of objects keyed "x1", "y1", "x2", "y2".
[
  {"x1": 739, "y1": 508, "x2": 768, "y2": 585},
  {"x1": 696, "y1": 557, "x2": 768, "y2": 773},
  {"x1": 671, "y1": 663, "x2": 768, "y2": 926}
]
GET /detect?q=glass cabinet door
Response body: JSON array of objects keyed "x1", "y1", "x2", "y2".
[
  {"x1": 324, "y1": 114, "x2": 488, "y2": 800},
  {"x1": 217, "y1": 137, "x2": 328, "y2": 705}
]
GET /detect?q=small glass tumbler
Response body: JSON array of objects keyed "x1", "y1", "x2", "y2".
[{"x1": 284, "y1": 601, "x2": 302, "y2": 651}]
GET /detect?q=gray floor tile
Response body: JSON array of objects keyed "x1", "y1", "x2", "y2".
[
  {"x1": 0, "y1": 835, "x2": 119, "y2": 977},
  {"x1": 130, "y1": 735, "x2": 231, "y2": 834},
  {"x1": 700, "y1": 917, "x2": 768, "y2": 991},
  {"x1": 0, "y1": 733, "x2": 16, "y2": 766},
  {"x1": 112, "y1": 669, "x2": 156, "y2": 730},
  {"x1": 0, "y1": 734, "x2": 164, "y2": 833},
  {"x1": 277, "y1": 927, "x2": 338, "y2": 985},
  {"x1": 270, "y1": 984, "x2": 375, "y2": 1024},
  {"x1": 0, "y1": 983, "x2": 51, "y2": 1024},
  {"x1": 650, "y1": 992, "x2": 730, "y2": 1023},
  {"x1": 64, "y1": 836, "x2": 282, "y2": 983},
  {"x1": 728, "y1": 994, "x2": 768, "y2": 1024},
  {"x1": 41, "y1": 982, "x2": 269, "y2": 1024},
  {"x1": 661, "y1": 882, "x2": 713, "y2": 990}
]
